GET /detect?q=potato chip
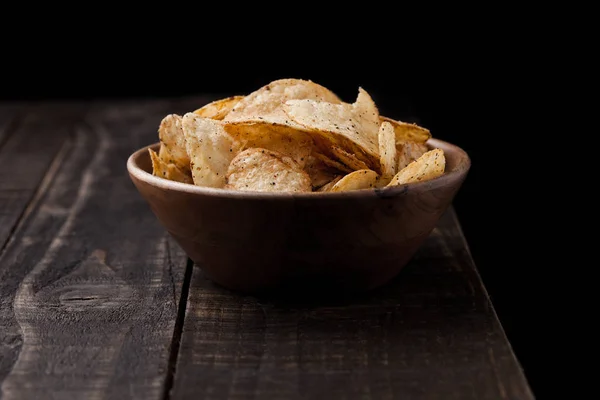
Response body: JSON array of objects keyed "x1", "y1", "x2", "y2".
[
  {"x1": 353, "y1": 87, "x2": 381, "y2": 142},
  {"x1": 224, "y1": 79, "x2": 341, "y2": 124},
  {"x1": 226, "y1": 148, "x2": 311, "y2": 193},
  {"x1": 152, "y1": 78, "x2": 443, "y2": 194},
  {"x1": 158, "y1": 114, "x2": 190, "y2": 172},
  {"x1": 305, "y1": 154, "x2": 344, "y2": 190},
  {"x1": 223, "y1": 121, "x2": 313, "y2": 168},
  {"x1": 148, "y1": 148, "x2": 193, "y2": 184},
  {"x1": 182, "y1": 113, "x2": 241, "y2": 188},
  {"x1": 313, "y1": 152, "x2": 352, "y2": 173},
  {"x1": 330, "y1": 145, "x2": 370, "y2": 171},
  {"x1": 283, "y1": 88, "x2": 381, "y2": 170},
  {"x1": 378, "y1": 121, "x2": 397, "y2": 178},
  {"x1": 317, "y1": 175, "x2": 342, "y2": 192},
  {"x1": 330, "y1": 169, "x2": 380, "y2": 192},
  {"x1": 193, "y1": 96, "x2": 244, "y2": 120},
  {"x1": 387, "y1": 148, "x2": 445, "y2": 186},
  {"x1": 381, "y1": 116, "x2": 431, "y2": 144},
  {"x1": 397, "y1": 140, "x2": 429, "y2": 170},
  {"x1": 375, "y1": 175, "x2": 393, "y2": 188}
]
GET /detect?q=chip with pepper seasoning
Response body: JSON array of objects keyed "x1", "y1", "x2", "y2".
[
  {"x1": 330, "y1": 169, "x2": 381, "y2": 192},
  {"x1": 225, "y1": 148, "x2": 312, "y2": 193},
  {"x1": 387, "y1": 149, "x2": 446, "y2": 187},
  {"x1": 150, "y1": 78, "x2": 445, "y2": 193}
]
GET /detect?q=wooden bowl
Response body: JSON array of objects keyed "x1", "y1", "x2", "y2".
[{"x1": 127, "y1": 139, "x2": 470, "y2": 295}]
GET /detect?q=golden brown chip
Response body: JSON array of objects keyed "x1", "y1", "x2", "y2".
[
  {"x1": 226, "y1": 148, "x2": 311, "y2": 193},
  {"x1": 353, "y1": 87, "x2": 381, "y2": 142},
  {"x1": 148, "y1": 148, "x2": 193, "y2": 184},
  {"x1": 375, "y1": 175, "x2": 393, "y2": 188},
  {"x1": 381, "y1": 116, "x2": 431, "y2": 143},
  {"x1": 224, "y1": 78, "x2": 342, "y2": 124},
  {"x1": 378, "y1": 121, "x2": 397, "y2": 178},
  {"x1": 317, "y1": 175, "x2": 343, "y2": 192},
  {"x1": 313, "y1": 152, "x2": 352, "y2": 173},
  {"x1": 151, "y1": 78, "x2": 440, "y2": 194},
  {"x1": 158, "y1": 114, "x2": 190, "y2": 172},
  {"x1": 283, "y1": 88, "x2": 381, "y2": 170},
  {"x1": 397, "y1": 140, "x2": 429, "y2": 171},
  {"x1": 305, "y1": 154, "x2": 344, "y2": 190},
  {"x1": 387, "y1": 148, "x2": 445, "y2": 186},
  {"x1": 222, "y1": 121, "x2": 313, "y2": 168},
  {"x1": 193, "y1": 96, "x2": 244, "y2": 120},
  {"x1": 330, "y1": 145, "x2": 370, "y2": 171},
  {"x1": 181, "y1": 113, "x2": 241, "y2": 188},
  {"x1": 330, "y1": 169, "x2": 380, "y2": 192}
]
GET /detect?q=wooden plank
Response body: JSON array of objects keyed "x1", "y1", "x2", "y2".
[
  {"x1": 0, "y1": 97, "x2": 212, "y2": 400},
  {"x1": 0, "y1": 103, "x2": 18, "y2": 149},
  {"x1": 0, "y1": 104, "x2": 20, "y2": 148},
  {"x1": 0, "y1": 105, "x2": 80, "y2": 254},
  {"x1": 171, "y1": 209, "x2": 533, "y2": 400}
]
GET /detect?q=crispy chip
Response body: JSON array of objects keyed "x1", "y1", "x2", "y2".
[
  {"x1": 330, "y1": 145, "x2": 370, "y2": 171},
  {"x1": 148, "y1": 148, "x2": 193, "y2": 184},
  {"x1": 381, "y1": 116, "x2": 431, "y2": 144},
  {"x1": 317, "y1": 175, "x2": 343, "y2": 192},
  {"x1": 224, "y1": 79, "x2": 341, "y2": 124},
  {"x1": 330, "y1": 169, "x2": 380, "y2": 192},
  {"x1": 378, "y1": 121, "x2": 397, "y2": 178},
  {"x1": 152, "y1": 78, "x2": 442, "y2": 194},
  {"x1": 387, "y1": 148, "x2": 445, "y2": 186},
  {"x1": 305, "y1": 154, "x2": 344, "y2": 190},
  {"x1": 375, "y1": 175, "x2": 393, "y2": 188},
  {"x1": 226, "y1": 148, "x2": 311, "y2": 193},
  {"x1": 397, "y1": 140, "x2": 429, "y2": 170},
  {"x1": 182, "y1": 113, "x2": 241, "y2": 188},
  {"x1": 158, "y1": 114, "x2": 190, "y2": 172},
  {"x1": 222, "y1": 121, "x2": 313, "y2": 168},
  {"x1": 313, "y1": 152, "x2": 352, "y2": 173},
  {"x1": 353, "y1": 87, "x2": 381, "y2": 142},
  {"x1": 193, "y1": 96, "x2": 244, "y2": 120},
  {"x1": 283, "y1": 88, "x2": 381, "y2": 170}
]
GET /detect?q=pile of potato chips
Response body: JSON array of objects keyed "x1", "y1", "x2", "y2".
[{"x1": 149, "y1": 79, "x2": 445, "y2": 193}]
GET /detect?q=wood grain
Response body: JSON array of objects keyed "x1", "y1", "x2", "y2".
[
  {"x1": 0, "y1": 98, "x2": 211, "y2": 400},
  {"x1": 0, "y1": 104, "x2": 22, "y2": 148},
  {"x1": 0, "y1": 105, "x2": 81, "y2": 255},
  {"x1": 171, "y1": 209, "x2": 533, "y2": 400}
]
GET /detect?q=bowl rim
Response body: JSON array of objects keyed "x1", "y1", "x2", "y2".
[{"x1": 127, "y1": 138, "x2": 470, "y2": 199}]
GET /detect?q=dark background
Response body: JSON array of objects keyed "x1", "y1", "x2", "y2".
[{"x1": 2, "y1": 26, "x2": 544, "y2": 395}]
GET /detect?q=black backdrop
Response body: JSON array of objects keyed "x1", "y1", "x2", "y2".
[{"x1": 2, "y1": 34, "x2": 543, "y2": 394}]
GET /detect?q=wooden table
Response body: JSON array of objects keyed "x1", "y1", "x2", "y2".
[{"x1": 0, "y1": 98, "x2": 533, "y2": 400}]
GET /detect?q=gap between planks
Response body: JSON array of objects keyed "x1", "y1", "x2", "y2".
[{"x1": 161, "y1": 258, "x2": 195, "y2": 400}]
